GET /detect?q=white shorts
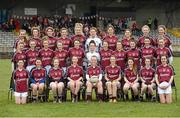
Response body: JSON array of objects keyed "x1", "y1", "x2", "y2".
[
  {"x1": 14, "y1": 92, "x2": 28, "y2": 97},
  {"x1": 158, "y1": 82, "x2": 172, "y2": 94},
  {"x1": 49, "y1": 82, "x2": 64, "y2": 88}
]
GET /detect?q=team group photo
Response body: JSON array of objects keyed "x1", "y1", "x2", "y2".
[{"x1": 0, "y1": 0, "x2": 180, "y2": 117}]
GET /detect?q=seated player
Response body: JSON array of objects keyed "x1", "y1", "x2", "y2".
[
  {"x1": 30, "y1": 58, "x2": 46, "y2": 102},
  {"x1": 123, "y1": 58, "x2": 139, "y2": 101},
  {"x1": 39, "y1": 39, "x2": 54, "y2": 73},
  {"x1": 26, "y1": 40, "x2": 39, "y2": 72},
  {"x1": 105, "y1": 56, "x2": 121, "y2": 103},
  {"x1": 48, "y1": 58, "x2": 64, "y2": 103},
  {"x1": 86, "y1": 56, "x2": 103, "y2": 102},
  {"x1": 155, "y1": 55, "x2": 174, "y2": 104},
  {"x1": 54, "y1": 41, "x2": 68, "y2": 73},
  {"x1": 67, "y1": 56, "x2": 83, "y2": 103},
  {"x1": 139, "y1": 58, "x2": 156, "y2": 101},
  {"x1": 13, "y1": 60, "x2": 29, "y2": 104}
]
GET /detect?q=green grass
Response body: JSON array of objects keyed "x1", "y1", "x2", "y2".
[{"x1": 0, "y1": 58, "x2": 180, "y2": 117}]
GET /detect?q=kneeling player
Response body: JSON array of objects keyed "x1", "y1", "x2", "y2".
[
  {"x1": 67, "y1": 56, "x2": 83, "y2": 103},
  {"x1": 13, "y1": 60, "x2": 29, "y2": 104},
  {"x1": 30, "y1": 58, "x2": 46, "y2": 102},
  {"x1": 123, "y1": 58, "x2": 139, "y2": 101},
  {"x1": 139, "y1": 58, "x2": 156, "y2": 101},
  {"x1": 49, "y1": 58, "x2": 64, "y2": 103},
  {"x1": 86, "y1": 56, "x2": 103, "y2": 102},
  {"x1": 105, "y1": 56, "x2": 121, "y2": 103}
]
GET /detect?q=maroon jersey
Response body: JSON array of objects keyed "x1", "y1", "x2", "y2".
[
  {"x1": 49, "y1": 67, "x2": 63, "y2": 82},
  {"x1": 104, "y1": 35, "x2": 118, "y2": 51},
  {"x1": 48, "y1": 37, "x2": 57, "y2": 50},
  {"x1": 99, "y1": 49, "x2": 112, "y2": 71},
  {"x1": 155, "y1": 35, "x2": 172, "y2": 48},
  {"x1": 13, "y1": 69, "x2": 29, "y2": 92},
  {"x1": 127, "y1": 49, "x2": 141, "y2": 68},
  {"x1": 54, "y1": 50, "x2": 68, "y2": 67},
  {"x1": 121, "y1": 38, "x2": 131, "y2": 51},
  {"x1": 71, "y1": 35, "x2": 86, "y2": 48},
  {"x1": 140, "y1": 67, "x2": 155, "y2": 85},
  {"x1": 87, "y1": 66, "x2": 102, "y2": 77},
  {"x1": 67, "y1": 65, "x2": 83, "y2": 80},
  {"x1": 12, "y1": 51, "x2": 26, "y2": 65},
  {"x1": 105, "y1": 66, "x2": 121, "y2": 80},
  {"x1": 113, "y1": 50, "x2": 126, "y2": 71},
  {"x1": 25, "y1": 49, "x2": 39, "y2": 65},
  {"x1": 124, "y1": 68, "x2": 137, "y2": 83},
  {"x1": 31, "y1": 68, "x2": 46, "y2": 82},
  {"x1": 141, "y1": 46, "x2": 155, "y2": 67},
  {"x1": 155, "y1": 47, "x2": 171, "y2": 66},
  {"x1": 14, "y1": 39, "x2": 29, "y2": 51},
  {"x1": 58, "y1": 37, "x2": 71, "y2": 51},
  {"x1": 68, "y1": 47, "x2": 84, "y2": 66},
  {"x1": 137, "y1": 36, "x2": 155, "y2": 48},
  {"x1": 39, "y1": 48, "x2": 54, "y2": 67},
  {"x1": 156, "y1": 65, "x2": 174, "y2": 83},
  {"x1": 28, "y1": 38, "x2": 42, "y2": 50}
]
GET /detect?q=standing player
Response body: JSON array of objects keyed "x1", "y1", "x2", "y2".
[
  {"x1": 141, "y1": 37, "x2": 156, "y2": 67},
  {"x1": 71, "y1": 23, "x2": 86, "y2": 48},
  {"x1": 28, "y1": 27, "x2": 42, "y2": 50},
  {"x1": 126, "y1": 40, "x2": 141, "y2": 70},
  {"x1": 86, "y1": 56, "x2": 103, "y2": 102},
  {"x1": 137, "y1": 25, "x2": 155, "y2": 48},
  {"x1": 30, "y1": 58, "x2": 46, "y2": 102},
  {"x1": 85, "y1": 40, "x2": 100, "y2": 67},
  {"x1": 58, "y1": 28, "x2": 71, "y2": 51},
  {"x1": 12, "y1": 42, "x2": 26, "y2": 70},
  {"x1": 26, "y1": 40, "x2": 39, "y2": 72},
  {"x1": 155, "y1": 38, "x2": 172, "y2": 66},
  {"x1": 139, "y1": 58, "x2": 156, "y2": 101},
  {"x1": 99, "y1": 41, "x2": 112, "y2": 72},
  {"x1": 45, "y1": 27, "x2": 57, "y2": 50},
  {"x1": 85, "y1": 27, "x2": 102, "y2": 52},
  {"x1": 123, "y1": 58, "x2": 139, "y2": 101},
  {"x1": 113, "y1": 41, "x2": 127, "y2": 72},
  {"x1": 39, "y1": 39, "x2": 54, "y2": 73},
  {"x1": 155, "y1": 55, "x2": 174, "y2": 104},
  {"x1": 104, "y1": 25, "x2": 118, "y2": 51},
  {"x1": 13, "y1": 60, "x2": 29, "y2": 104},
  {"x1": 105, "y1": 56, "x2": 121, "y2": 102},
  {"x1": 48, "y1": 58, "x2": 64, "y2": 103},
  {"x1": 14, "y1": 29, "x2": 29, "y2": 52},
  {"x1": 69, "y1": 40, "x2": 85, "y2": 66},
  {"x1": 121, "y1": 29, "x2": 133, "y2": 51},
  {"x1": 54, "y1": 41, "x2": 69, "y2": 73},
  {"x1": 67, "y1": 56, "x2": 83, "y2": 103}
]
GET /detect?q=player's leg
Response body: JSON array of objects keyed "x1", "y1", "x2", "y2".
[
  {"x1": 57, "y1": 82, "x2": 64, "y2": 103},
  {"x1": 86, "y1": 81, "x2": 93, "y2": 102}
]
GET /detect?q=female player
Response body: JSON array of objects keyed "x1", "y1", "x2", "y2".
[
  {"x1": 139, "y1": 58, "x2": 156, "y2": 101},
  {"x1": 13, "y1": 60, "x2": 29, "y2": 104},
  {"x1": 39, "y1": 39, "x2": 54, "y2": 73},
  {"x1": 30, "y1": 58, "x2": 46, "y2": 102},
  {"x1": 105, "y1": 56, "x2": 121, "y2": 102},
  {"x1": 58, "y1": 28, "x2": 71, "y2": 51},
  {"x1": 86, "y1": 56, "x2": 103, "y2": 102},
  {"x1": 45, "y1": 27, "x2": 57, "y2": 50},
  {"x1": 123, "y1": 58, "x2": 139, "y2": 101},
  {"x1": 121, "y1": 29, "x2": 133, "y2": 51},
  {"x1": 67, "y1": 56, "x2": 83, "y2": 103},
  {"x1": 48, "y1": 58, "x2": 64, "y2": 103},
  {"x1": 104, "y1": 25, "x2": 118, "y2": 51},
  {"x1": 155, "y1": 55, "x2": 174, "y2": 104},
  {"x1": 26, "y1": 40, "x2": 39, "y2": 72}
]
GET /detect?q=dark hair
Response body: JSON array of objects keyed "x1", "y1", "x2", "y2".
[{"x1": 89, "y1": 40, "x2": 96, "y2": 46}]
